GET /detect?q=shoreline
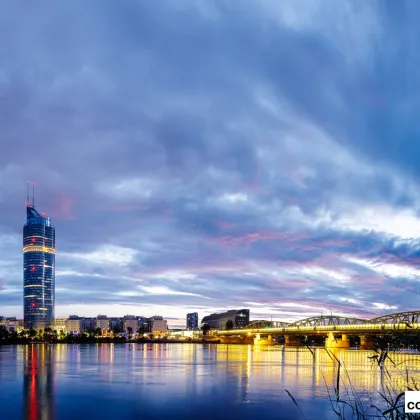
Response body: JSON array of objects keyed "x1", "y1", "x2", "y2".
[
  {"x1": 2, "y1": 342, "x2": 420, "y2": 355},
  {"x1": 0, "y1": 339, "x2": 222, "y2": 345}
]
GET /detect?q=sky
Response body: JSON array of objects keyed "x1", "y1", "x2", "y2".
[{"x1": 0, "y1": 0, "x2": 419, "y2": 328}]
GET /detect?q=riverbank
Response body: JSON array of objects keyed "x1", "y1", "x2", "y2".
[{"x1": 0, "y1": 338, "x2": 222, "y2": 345}]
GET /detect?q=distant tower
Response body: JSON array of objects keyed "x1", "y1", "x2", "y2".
[
  {"x1": 23, "y1": 183, "x2": 55, "y2": 330},
  {"x1": 186, "y1": 312, "x2": 198, "y2": 330}
]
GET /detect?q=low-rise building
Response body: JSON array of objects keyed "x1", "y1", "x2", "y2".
[
  {"x1": 151, "y1": 316, "x2": 167, "y2": 334},
  {"x1": 66, "y1": 315, "x2": 81, "y2": 334},
  {"x1": 53, "y1": 318, "x2": 67, "y2": 333},
  {"x1": 123, "y1": 315, "x2": 138, "y2": 335},
  {"x1": 201, "y1": 309, "x2": 250, "y2": 330},
  {"x1": 81, "y1": 317, "x2": 95, "y2": 333},
  {"x1": 109, "y1": 317, "x2": 123, "y2": 333},
  {"x1": 137, "y1": 317, "x2": 152, "y2": 333},
  {"x1": 2, "y1": 317, "x2": 20, "y2": 333},
  {"x1": 95, "y1": 315, "x2": 109, "y2": 334}
]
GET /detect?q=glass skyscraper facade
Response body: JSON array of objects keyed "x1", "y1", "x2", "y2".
[
  {"x1": 186, "y1": 312, "x2": 198, "y2": 330},
  {"x1": 23, "y1": 204, "x2": 55, "y2": 330}
]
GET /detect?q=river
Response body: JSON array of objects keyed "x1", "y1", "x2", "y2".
[{"x1": 0, "y1": 343, "x2": 419, "y2": 419}]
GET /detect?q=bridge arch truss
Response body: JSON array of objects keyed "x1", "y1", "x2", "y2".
[
  {"x1": 368, "y1": 311, "x2": 420, "y2": 325},
  {"x1": 245, "y1": 320, "x2": 289, "y2": 329},
  {"x1": 288, "y1": 315, "x2": 366, "y2": 328}
]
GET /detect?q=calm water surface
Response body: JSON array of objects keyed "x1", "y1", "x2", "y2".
[{"x1": 1, "y1": 343, "x2": 420, "y2": 420}]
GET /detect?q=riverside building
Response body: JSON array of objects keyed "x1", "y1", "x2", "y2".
[
  {"x1": 186, "y1": 312, "x2": 198, "y2": 330},
  {"x1": 201, "y1": 309, "x2": 250, "y2": 330},
  {"x1": 23, "y1": 191, "x2": 55, "y2": 330}
]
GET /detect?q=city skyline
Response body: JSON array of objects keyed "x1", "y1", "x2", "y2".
[{"x1": 1, "y1": 2, "x2": 420, "y2": 328}]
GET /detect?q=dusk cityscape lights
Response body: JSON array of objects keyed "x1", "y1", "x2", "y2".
[{"x1": 2, "y1": 1, "x2": 420, "y2": 419}]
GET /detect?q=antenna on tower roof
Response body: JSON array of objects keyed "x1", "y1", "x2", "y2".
[{"x1": 26, "y1": 181, "x2": 35, "y2": 207}]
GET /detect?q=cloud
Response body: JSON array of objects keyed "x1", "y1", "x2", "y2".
[
  {"x1": 61, "y1": 245, "x2": 138, "y2": 266},
  {"x1": 0, "y1": 0, "x2": 419, "y2": 323},
  {"x1": 325, "y1": 205, "x2": 420, "y2": 239},
  {"x1": 348, "y1": 257, "x2": 420, "y2": 280},
  {"x1": 218, "y1": 193, "x2": 248, "y2": 204},
  {"x1": 140, "y1": 286, "x2": 207, "y2": 298}
]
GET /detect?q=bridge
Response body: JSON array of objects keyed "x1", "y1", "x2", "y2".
[{"x1": 214, "y1": 311, "x2": 420, "y2": 349}]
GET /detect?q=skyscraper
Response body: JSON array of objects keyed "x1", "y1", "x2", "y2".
[
  {"x1": 23, "y1": 191, "x2": 55, "y2": 330},
  {"x1": 186, "y1": 312, "x2": 198, "y2": 330}
]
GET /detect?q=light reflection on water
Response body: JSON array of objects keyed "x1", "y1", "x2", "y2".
[{"x1": 0, "y1": 344, "x2": 420, "y2": 419}]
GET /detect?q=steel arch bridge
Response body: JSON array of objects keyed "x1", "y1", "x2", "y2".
[
  {"x1": 215, "y1": 310, "x2": 420, "y2": 337},
  {"x1": 288, "y1": 315, "x2": 365, "y2": 328},
  {"x1": 246, "y1": 311, "x2": 420, "y2": 328}
]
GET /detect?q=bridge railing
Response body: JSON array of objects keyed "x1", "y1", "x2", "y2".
[{"x1": 215, "y1": 322, "x2": 420, "y2": 336}]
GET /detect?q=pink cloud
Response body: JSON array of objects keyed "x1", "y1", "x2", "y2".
[
  {"x1": 349, "y1": 275, "x2": 386, "y2": 285},
  {"x1": 380, "y1": 252, "x2": 420, "y2": 266},
  {"x1": 241, "y1": 161, "x2": 261, "y2": 194},
  {"x1": 215, "y1": 231, "x2": 308, "y2": 247},
  {"x1": 217, "y1": 231, "x2": 283, "y2": 246},
  {"x1": 53, "y1": 191, "x2": 75, "y2": 220},
  {"x1": 108, "y1": 205, "x2": 150, "y2": 211},
  {"x1": 290, "y1": 238, "x2": 353, "y2": 252},
  {"x1": 215, "y1": 220, "x2": 236, "y2": 230}
]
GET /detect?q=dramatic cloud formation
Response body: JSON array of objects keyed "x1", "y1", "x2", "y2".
[{"x1": 0, "y1": 1, "x2": 419, "y2": 327}]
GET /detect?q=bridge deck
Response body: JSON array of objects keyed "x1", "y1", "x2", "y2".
[{"x1": 216, "y1": 323, "x2": 420, "y2": 336}]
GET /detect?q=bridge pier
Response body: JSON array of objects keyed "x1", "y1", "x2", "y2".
[
  {"x1": 359, "y1": 336, "x2": 376, "y2": 350},
  {"x1": 325, "y1": 332, "x2": 350, "y2": 349},
  {"x1": 254, "y1": 333, "x2": 275, "y2": 346},
  {"x1": 284, "y1": 335, "x2": 301, "y2": 347}
]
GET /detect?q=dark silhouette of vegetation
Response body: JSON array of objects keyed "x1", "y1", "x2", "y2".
[
  {"x1": 127, "y1": 327, "x2": 133, "y2": 340},
  {"x1": 202, "y1": 323, "x2": 210, "y2": 335},
  {"x1": 0, "y1": 326, "x2": 9, "y2": 340},
  {"x1": 226, "y1": 320, "x2": 234, "y2": 330},
  {"x1": 286, "y1": 346, "x2": 420, "y2": 419}
]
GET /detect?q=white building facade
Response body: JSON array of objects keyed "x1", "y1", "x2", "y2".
[
  {"x1": 151, "y1": 316, "x2": 167, "y2": 333},
  {"x1": 123, "y1": 315, "x2": 138, "y2": 334},
  {"x1": 66, "y1": 316, "x2": 81, "y2": 334}
]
